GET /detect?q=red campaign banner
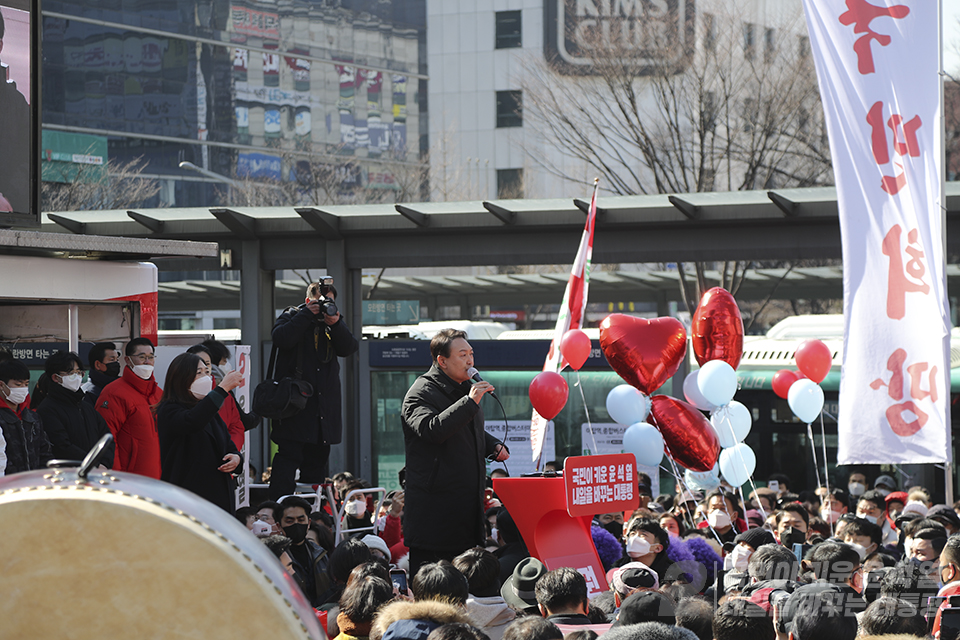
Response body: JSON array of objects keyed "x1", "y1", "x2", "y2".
[{"x1": 563, "y1": 453, "x2": 638, "y2": 518}]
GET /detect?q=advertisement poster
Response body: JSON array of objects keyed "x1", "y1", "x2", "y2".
[{"x1": 485, "y1": 420, "x2": 556, "y2": 477}]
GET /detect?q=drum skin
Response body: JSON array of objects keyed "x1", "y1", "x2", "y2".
[{"x1": 0, "y1": 467, "x2": 325, "y2": 640}]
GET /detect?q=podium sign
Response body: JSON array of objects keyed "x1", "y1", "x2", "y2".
[
  {"x1": 494, "y1": 475, "x2": 611, "y2": 598},
  {"x1": 563, "y1": 453, "x2": 638, "y2": 517}
]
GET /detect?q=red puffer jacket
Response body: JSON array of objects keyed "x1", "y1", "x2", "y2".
[{"x1": 96, "y1": 368, "x2": 163, "y2": 478}]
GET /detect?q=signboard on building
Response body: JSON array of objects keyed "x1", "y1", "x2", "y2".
[
  {"x1": 544, "y1": 0, "x2": 695, "y2": 75},
  {"x1": 41, "y1": 131, "x2": 108, "y2": 184},
  {"x1": 363, "y1": 300, "x2": 420, "y2": 325}
]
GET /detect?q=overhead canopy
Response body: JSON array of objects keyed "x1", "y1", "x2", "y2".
[
  {"x1": 156, "y1": 266, "x2": 865, "y2": 311},
  {"x1": 38, "y1": 184, "x2": 960, "y2": 270}
]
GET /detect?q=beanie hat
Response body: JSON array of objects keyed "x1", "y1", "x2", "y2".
[{"x1": 734, "y1": 527, "x2": 776, "y2": 550}]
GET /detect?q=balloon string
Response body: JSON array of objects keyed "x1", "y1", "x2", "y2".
[
  {"x1": 717, "y1": 404, "x2": 768, "y2": 524},
  {"x1": 733, "y1": 442, "x2": 768, "y2": 523},
  {"x1": 664, "y1": 452, "x2": 723, "y2": 546},
  {"x1": 819, "y1": 411, "x2": 834, "y2": 537},
  {"x1": 575, "y1": 370, "x2": 600, "y2": 455},
  {"x1": 806, "y1": 422, "x2": 824, "y2": 492}
]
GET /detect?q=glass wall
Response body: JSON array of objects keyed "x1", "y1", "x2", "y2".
[
  {"x1": 371, "y1": 369, "x2": 642, "y2": 493},
  {"x1": 41, "y1": 0, "x2": 426, "y2": 206}
]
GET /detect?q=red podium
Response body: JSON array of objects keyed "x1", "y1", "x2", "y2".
[{"x1": 493, "y1": 475, "x2": 610, "y2": 598}]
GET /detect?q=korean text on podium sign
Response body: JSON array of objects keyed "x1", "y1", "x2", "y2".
[{"x1": 563, "y1": 453, "x2": 638, "y2": 518}]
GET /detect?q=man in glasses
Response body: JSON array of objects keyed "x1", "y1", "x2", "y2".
[{"x1": 96, "y1": 337, "x2": 163, "y2": 478}]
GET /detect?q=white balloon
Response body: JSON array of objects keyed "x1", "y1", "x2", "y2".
[
  {"x1": 710, "y1": 401, "x2": 752, "y2": 449},
  {"x1": 683, "y1": 370, "x2": 717, "y2": 412},
  {"x1": 697, "y1": 360, "x2": 738, "y2": 407},
  {"x1": 787, "y1": 378, "x2": 825, "y2": 424},
  {"x1": 605, "y1": 385, "x2": 651, "y2": 426},
  {"x1": 719, "y1": 443, "x2": 756, "y2": 487},
  {"x1": 623, "y1": 422, "x2": 664, "y2": 468}
]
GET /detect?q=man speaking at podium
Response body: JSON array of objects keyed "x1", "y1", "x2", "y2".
[{"x1": 401, "y1": 329, "x2": 509, "y2": 578}]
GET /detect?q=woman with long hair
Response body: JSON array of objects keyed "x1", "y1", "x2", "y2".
[{"x1": 157, "y1": 352, "x2": 243, "y2": 513}]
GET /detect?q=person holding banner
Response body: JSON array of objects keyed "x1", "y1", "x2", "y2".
[{"x1": 401, "y1": 329, "x2": 509, "y2": 579}]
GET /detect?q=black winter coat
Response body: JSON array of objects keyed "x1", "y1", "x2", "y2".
[
  {"x1": 401, "y1": 364, "x2": 504, "y2": 552},
  {"x1": 157, "y1": 387, "x2": 241, "y2": 513},
  {"x1": 0, "y1": 404, "x2": 52, "y2": 474},
  {"x1": 270, "y1": 306, "x2": 359, "y2": 445},
  {"x1": 37, "y1": 383, "x2": 115, "y2": 467}
]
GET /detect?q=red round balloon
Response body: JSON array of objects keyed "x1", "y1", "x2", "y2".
[
  {"x1": 649, "y1": 395, "x2": 720, "y2": 472},
  {"x1": 529, "y1": 371, "x2": 569, "y2": 420},
  {"x1": 599, "y1": 314, "x2": 687, "y2": 395},
  {"x1": 795, "y1": 340, "x2": 832, "y2": 384},
  {"x1": 772, "y1": 369, "x2": 801, "y2": 399},
  {"x1": 559, "y1": 329, "x2": 592, "y2": 371},
  {"x1": 691, "y1": 287, "x2": 744, "y2": 369}
]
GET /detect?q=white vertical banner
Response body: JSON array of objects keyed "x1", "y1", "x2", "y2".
[{"x1": 801, "y1": 1, "x2": 949, "y2": 463}]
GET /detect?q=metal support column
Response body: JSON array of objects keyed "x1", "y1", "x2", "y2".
[
  {"x1": 325, "y1": 239, "x2": 364, "y2": 476},
  {"x1": 240, "y1": 239, "x2": 275, "y2": 475}
]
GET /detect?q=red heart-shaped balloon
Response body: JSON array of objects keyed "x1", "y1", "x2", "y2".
[
  {"x1": 691, "y1": 287, "x2": 744, "y2": 369},
  {"x1": 650, "y1": 395, "x2": 720, "y2": 472},
  {"x1": 599, "y1": 314, "x2": 687, "y2": 395}
]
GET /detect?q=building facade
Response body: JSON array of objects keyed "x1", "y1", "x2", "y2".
[
  {"x1": 427, "y1": 0, "x2": 819, "y2": 202},
  {"x1": 41, "y1": 0, "x2": 426, "y2": 207}
]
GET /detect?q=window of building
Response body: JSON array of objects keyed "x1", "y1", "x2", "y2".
[
  {"x1": 703, "y1": 13, "x2": 716, "y2": 51},
  {"x1": 764, "y1": 28, "x2": 776, "y2": 63},
  {"x1": 743, "y1": 23, "x2": 755, "y2": 60},
  {"x1": 798, "y1": 35, "x2": 809, "y2": 60},
  {"x1": 497, "y1": 169, "x2": 523, "y2": 199},
  {"x1": 496, "y1": 11, "x2": 522, "y2": 49},
  {"x1": 214, "y1": 317, "x2": 241, "y2": 330},
  {"x1": 496, "y1": 90, "x2": 522, "y2": 128}
]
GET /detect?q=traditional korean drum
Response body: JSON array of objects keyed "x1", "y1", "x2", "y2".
[{"x1": 0, "y1": 440, "x2": 324, "y2": 640}]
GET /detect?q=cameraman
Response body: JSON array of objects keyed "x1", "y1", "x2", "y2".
[{"x1": 268, "y1": 279, "x2": 359, "y2": 499}]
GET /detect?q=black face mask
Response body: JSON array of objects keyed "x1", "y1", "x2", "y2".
[
  {"x1": 780, "y1": 527, "x2": 806, "y2": 547},
  {"x1": 284, "y1": 523, "x2": 308, "y2": 544},
  {"x1": 105, "y1": 361, "x2": 121, "y2": 379},
  {"x1": 603, "y1": 521, "x2": 624, "y2": 540}
]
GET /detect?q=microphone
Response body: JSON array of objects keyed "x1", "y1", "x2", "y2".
[{"x1": 466, "y1": 367, "x2": 498, "y2": 399}]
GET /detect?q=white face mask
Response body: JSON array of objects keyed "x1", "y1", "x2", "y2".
[
  {"x1": 3, "y1": 385, "x2": 28, "y2": 406},
  {"x1": 344, "y1": 499, "x2": 367, "y2": 518},
  {"x1": 626, "y1": 535, "x2": 652, "y2": 557},
  {"x1": 820, "y1": 508, "x2": 842, "y2": 524},
  {"x1": 848, "y1": 482, "x2": 866, "y2": 496},
  {"x1": 729, "y1": 544, "x2": 753, "y2": 572},
  {"x1": 877, "y1": 488, "x2": 891, "y2": 497},
  {"x1": 490, "y1": 527, "x2": 498, "y2": 541},
  {"x1": 860, "y1": 514, "x2": 879, "y2": 525},
  {"x1": 190, "y1": 375, "x2": 213, "y2": 400},
  {"x1": 708, "y1": 510, "x2": 732, "y2": 529},
  {"x1": 59, "y1": 373, "x2": 84, "y2": 392},
  {"x1": 130, "y1": 364, "x2": 154, "y2": 380},
  {"x1": 848, "y1": 542, "x2": 868, "y2": 560}
]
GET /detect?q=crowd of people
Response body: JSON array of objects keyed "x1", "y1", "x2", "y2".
[
  {"x1": 2, "y1": 307, "x2": 959, "y2": 640},
  {"x1": 0, "y1": 336, "x2": 253, "y2": 505},
  {"x1": 229, "y1": 465, "x2": 960, "y2": 640}
]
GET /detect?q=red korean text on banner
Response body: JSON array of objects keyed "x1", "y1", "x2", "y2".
[
  {"x1": 881, "y1": 224, "x2": 930, "y2": 320},
  {"x1": 866, "y1": 101, "x2": 922, "y2": 195},
  {"x1": 563, "y1": 453, "x2": 638, "y2": 518},
  {"x1": 869, "y1": 348, "x2": 939, "y2": 437},
  {"x1": 838, "y1": 0, "x2": 910, "y2": 75}
]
